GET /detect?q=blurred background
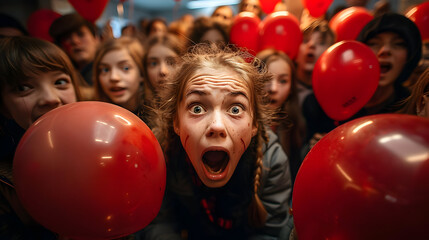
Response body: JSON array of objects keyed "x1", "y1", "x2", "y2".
[{"x1": 0, "y1": 0, "x2": 425, "y2": 38}]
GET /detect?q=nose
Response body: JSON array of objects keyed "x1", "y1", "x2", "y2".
[
  {"x1": 159, "y1": 61, "x2": 169, "y2": 77},
  {"x1": 377, "y1": 44, "x2": 392, "y2": 57},
  {"x1": 206, "y1": 111, "x2": 227, "y2": 138},
  {"x1": 38, "y1": 87, "x2": 61, "y2": 109},
  {"x1": 268, "y1": 80, "x2": 277, "y2": 93},
  {"x1": 68, "y1": 32, "x2": 80, "y2": 45},
  {"x1": 110, "y1": 68, "x2": 120, "y2": 82}
]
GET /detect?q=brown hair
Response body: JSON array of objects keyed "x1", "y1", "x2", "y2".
[
  {"x1": 92, "y1": 36, "x2": 145, "y2": 106},
  {"x1": 302, "y1": 19, "x2": 335, "y2": 45},
  {"x1": 0, "y1": 36, "x2": 83, "y2": 103},
  {"x1": 157, "y1": 43, "x2": 272, "y2": 227},
  {"x1": 187, "y1": 16, "x2": 230, "y2": 49},
  {"x1": 143, "y1": 34, "x2": 185, "y2": 98},
  {"x1": 399, "y1": 68, "x2": 429, "y2": 115}
]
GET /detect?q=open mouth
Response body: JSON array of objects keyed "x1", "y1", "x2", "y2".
[
  {"x1": 110, "y1": 86, "x2": 126, "y2": 92},
  {"x1": 379, "y1": 62, "x2": 392, "y2": 74},
  {"x1": 202, "y1": 150, "x2": 229, "y2": 174},
  {"x1": 305, "y1": 53, "x2": 315, "y2": 62}
]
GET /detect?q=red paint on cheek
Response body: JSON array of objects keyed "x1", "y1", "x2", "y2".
[
  {"x1": 61, "y1": 41, "x2": 73, "y2": 55},
  {"x1": 241, "y1": 138, "x2": 246, "y2": 152}
]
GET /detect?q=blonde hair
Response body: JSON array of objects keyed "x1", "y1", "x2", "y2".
[
  {"x1": 92, "y1": 37, "x2": 145, "y2": 107},
  {"x1": 157, "y1": 43, "x2": 273, "y2": 227}
]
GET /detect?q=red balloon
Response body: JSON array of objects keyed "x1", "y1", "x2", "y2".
[
  {"x1": 230, "y1": 12, "x2": 261, "y2": 54},
  {"x1": 329, "y1": 7, "x2": 373, "y2": 42},
  {"x1": 68, "y1": 0, "x2": 108, "y2": 22},
  {"x1": 27, "y1": 9, "x2": 61, "y2": 42},
  {"x1": 259, "y1": 11, "x2": 302, "y2": 59},
  {"x1": 303, "y1": 0, "x2": 333, "y2": 18},
  {"x1": 13, "y1": 102, "x2": 166, "y2": 239},
  {"x1": 312, "y1": 40, "x2": 379, "y2": 121},
  {"x1": 293, "y1": 114, "x2": 429, "y2": 240},
  {"x1": 405, "y1": 2, "x2": 429, "y2": 41},
  {"x1": 260, "y1": 0, "x2": 281, "y2": 14}
]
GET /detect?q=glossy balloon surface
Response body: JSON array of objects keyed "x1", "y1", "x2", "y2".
[
  {"x1": 27, "y1": 9, "x2": 61, "y2": 42},
  {"x1": 68, "y1": 0, "x2": 108, "y2": 22},
  {"x1": 405, "y1": 1, "x2": 429, "y2": 41},
  {"x1": 14, "y1": 102, "x2": 166, "y2": 239},
  {"x1": 259, "y1": 11, "x2": 302, "y2": 59},
  {"x1": 329, "y1": 7, "x2": 373, "y2": 42},
  {"x1": 312, "y1": 40, "x2": 379, "y2": 121},
  {"x1": 303, "y1": 0, "x2": 333, "y2": 18},
  {"x1": 230, "y1": 12, "x2": 260, "y2": 54},
  {"x1": 293, "y1": 114, "x2": 429, "y2": 240}
]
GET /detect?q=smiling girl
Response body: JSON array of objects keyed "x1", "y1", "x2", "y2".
[
  {"x1": 0, "y1": 36, "x2": 82, "y2": 238},
  {"x1": 139, "y1": 44, "x2": 292, "y2": 239}
]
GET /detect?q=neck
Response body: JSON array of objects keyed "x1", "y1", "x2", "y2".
[
  {"x1": 364, "y1": 85, "x2": 395, "y2": 113},
  {"x1": 297, "y1": 69, "x2": 312, "y2": 87}
]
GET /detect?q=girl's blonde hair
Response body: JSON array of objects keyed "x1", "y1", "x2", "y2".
[
  {"x1": 92, "y1": 36, "x2": 145, "y2": 106},
  {"x1": 157, "y1": 43, "x2": 273, "y2": 227},
  {"x1": 0, "y1": 36, "x2": 83, "y2": 102}
]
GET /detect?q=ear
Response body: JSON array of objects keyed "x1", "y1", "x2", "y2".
[
  {"x1": 173, "y1": 117, "x2": 180, "y2": 135},
  {"x1": 252, "y1": 122, "x2": 258, "y2": 137}
]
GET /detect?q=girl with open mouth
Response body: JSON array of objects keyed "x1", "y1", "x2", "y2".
[
  {"x1": 93, "y1": 37, "x2": 148, "y2": 118},
  {"x1": 138, "y1": 43, "x2": 292, "y2": 239}
]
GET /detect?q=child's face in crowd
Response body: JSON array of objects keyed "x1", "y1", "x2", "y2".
[
  {"x1": 149, "y1": 21, "x2": 167, "y2": 37},
  {"x1": 240, "y1": 0, "x2": 262, "y2": 16},
  {"x1": 146, "y1": 44, "x2": 178, "y2": 90},
  {"x1": 212, "y1": 7, "x2": 234, "y2": 26},
  {"x1": 60, "y1": 26, "x2": 99, "y2": 67},
  {"x1": 98, "y1": 49, "x2": 143, "y2": 111},
  {"x1": 174, "y1": 67, "x2": 257, "y2": 188},
  {"x1": 266, "y1": 58, "x2": 292, "y2": 109},
  {"x1": 366, "y1": 32, "x2": 407, "y2": 88},
  {"x1": 296, "y1": 31, "x2": 332, "y2": 75},
  {"x1": 1, "y1": 71, "x2": 76, "y2": 129}
]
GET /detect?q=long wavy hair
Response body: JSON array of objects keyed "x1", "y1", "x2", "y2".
[{"x1": 156, "y1": 43, "x2": 273, "y2": 227}]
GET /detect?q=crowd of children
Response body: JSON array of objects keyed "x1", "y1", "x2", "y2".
[{"x1": 0, "y1": 0, "x2": 428, "y2": 239}]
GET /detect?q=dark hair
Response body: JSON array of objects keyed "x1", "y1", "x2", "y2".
[
  {"x1": 187, "y1": 16, "x2": 230, "y2": 49},
  {"x1": 0, "y1": 36, "x2": 82, "y2": 103},
  {"x1": 357, "y1": 13, "x2": 422, "y2": 86},
  {"x1": 49, "y1": 13, "x2": 97, "y2": 45},
  {"x1": 302, "y1": 19, "x2": 335, "y2": 45},
  {"x1": 0, "y1": 13, "x2": 28, "y2": 36},
  {"x1": 145, "y1": 18, "x2": 168, "y2": 36}
]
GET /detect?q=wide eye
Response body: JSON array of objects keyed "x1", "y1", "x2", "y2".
[
  {"x1": 190, "y1": 105, "x2": 205, "y2": 114},
  {"x1": 229, "y1": 105, "x2": 243, "y2": 115},
  {"x1": 148, "y1": 60, "x2": 158, "y2": 67},
  {"x1": 16, "y1": 84, "x2": 31, "y2": 93},
  {"x1": 55, "y1": 78, "x2": 69, "y2": 86},
  {"x1": 100, "y1": 67, "x2": 109, "y2": 73},
  {"x1": 122, "y1": 65, "x2": 131, "y2": 71}
]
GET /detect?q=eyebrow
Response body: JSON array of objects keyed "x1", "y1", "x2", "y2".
[
  {"x1": 185, "y1": 90, "x2": 206, "y2": 97},
  {"x1": 228, "y1": 91, "x2": 249, "y2": 100}
]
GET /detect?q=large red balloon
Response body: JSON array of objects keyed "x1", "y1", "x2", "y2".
[
  {"x1": 329, "y1": 7, "x2": 373, "y2": 42},
  {"x1": 259, "y1": 11, "x2": 302, "y2": 59},
  {"x1": 14, "y1": 102, "x2": 166, "y2": 239},
  {"x1": 312, "y1": 40, "x2": 379, "y2": 121},
  {"x1": 68, "y1": 0, "x2": 108, "y2": 22},
  {"x1": 260, "y1": 0, "x2": 281, "y2": 14},
  {"x1": 405, "y1": 2, "x2": 429, "y2": 41},
  {"x1": 27, "y1": 9, "x2": 61, "y2": 42},
  {"x1": 302, "y1": 0, "x2": 333, "y2": 18},
  {"x1": 293, "y1": 114, "x2": 429, "y2": 240},
  {"x1": 230, "y1": 12, "x2": 260, "y2": 54}
]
